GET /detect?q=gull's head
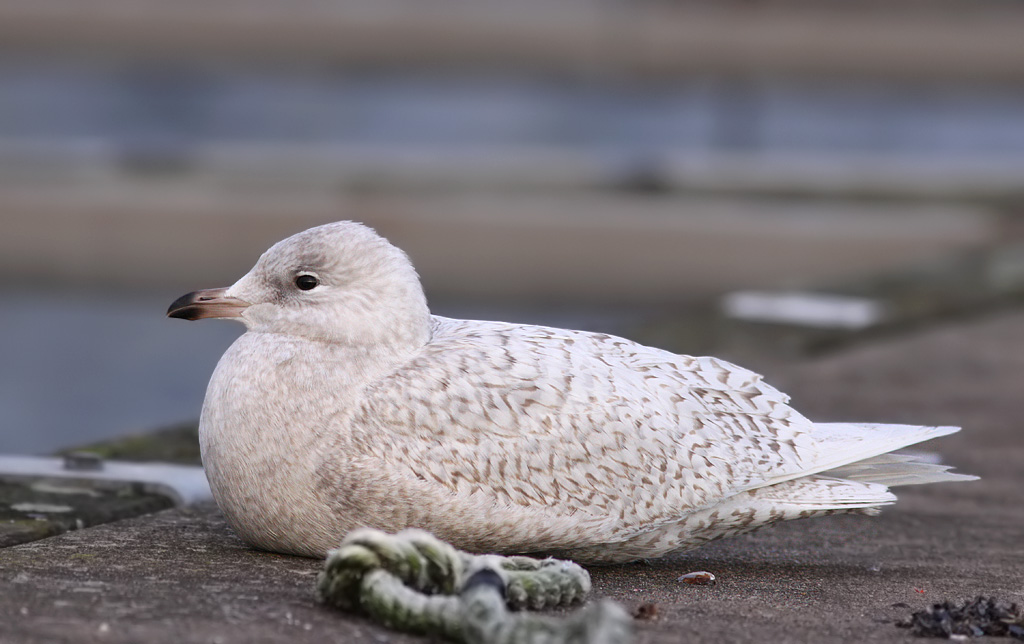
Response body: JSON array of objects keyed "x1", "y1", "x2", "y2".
[{"x1": 167, "y1": 221, "x2": 431, "y2": 348}]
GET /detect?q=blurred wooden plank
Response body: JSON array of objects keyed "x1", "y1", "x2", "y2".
[
  {"x1": 1, "y1": 1, "x2": 1023, "y2": 80},
  {"x1": 6, "y1": 142, "x2": 1024, "y2": 202},
  {"x1": 0, "y1": 178, "x2": 994, "y2": 302}
]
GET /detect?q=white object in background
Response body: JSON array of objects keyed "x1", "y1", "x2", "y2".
[
  {"x1": 721, "y1": 291, "x2": 885, "y2": 330},
  {"x1": 0, "y1": 455, "x2": 210, "y2": 505}
]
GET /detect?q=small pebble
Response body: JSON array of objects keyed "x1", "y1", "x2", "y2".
[{"x1": 677, "y1": 571, "x2": 717, "y2": 586}]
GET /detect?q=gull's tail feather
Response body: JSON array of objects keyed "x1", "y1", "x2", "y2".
[
  {"x1": 809, "y1": 422, "x2": 977, "y2": 486},
  {"x1": 825, "y1": 452, "x2": 979, "y2": 487},
  {"x1": 753, "y1": 422, "x2": 976, "y2": 492}
]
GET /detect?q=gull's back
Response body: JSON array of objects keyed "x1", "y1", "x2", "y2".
[{"x1": 319, "y1": 316, "x2": 970, "y2": 563}]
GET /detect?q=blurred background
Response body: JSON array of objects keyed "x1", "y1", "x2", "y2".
[{"x1": 3, "y1": 0, "x2": 1024, "y2": 454}]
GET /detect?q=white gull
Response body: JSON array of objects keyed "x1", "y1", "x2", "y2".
[{"x1": 168, "y1": 221, "x2": 975, "y2": 563}]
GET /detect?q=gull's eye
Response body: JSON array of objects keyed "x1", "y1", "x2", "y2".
[{"x1": 295, "y1": 274, "x2": 320, "y2": 291}]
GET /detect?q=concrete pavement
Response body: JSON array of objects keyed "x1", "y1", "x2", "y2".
[{"x1": 2, "y1": 307, "x2": 1022, "y2": 643}]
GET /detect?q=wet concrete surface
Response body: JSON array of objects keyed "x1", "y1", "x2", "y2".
[
  {"x1": 2, "y1": 308, "x2": 1023, "y2": 643},
  {"x1": 0, "y1": 478, "x2": 173, "y2": 549}
]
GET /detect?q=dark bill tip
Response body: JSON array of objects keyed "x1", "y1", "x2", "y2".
[{"x1": 167, "y1": 288, "x2": 249, "y2": 321}]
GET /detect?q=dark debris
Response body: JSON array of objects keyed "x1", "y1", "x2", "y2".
[
  {"x1": 898, "y1": 596, "x2": 1024, "y2": 639},
  {"x1": 632, "y1": 602, "x2": 659, "y2": 620}
]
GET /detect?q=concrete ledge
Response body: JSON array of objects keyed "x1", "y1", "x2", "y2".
[
  {"x1": 0, "y1": 478, "x2": 174, "y2": 549},
  {"x1": 2, "y1": 307, "x2": 1023, "y2": 643}
]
